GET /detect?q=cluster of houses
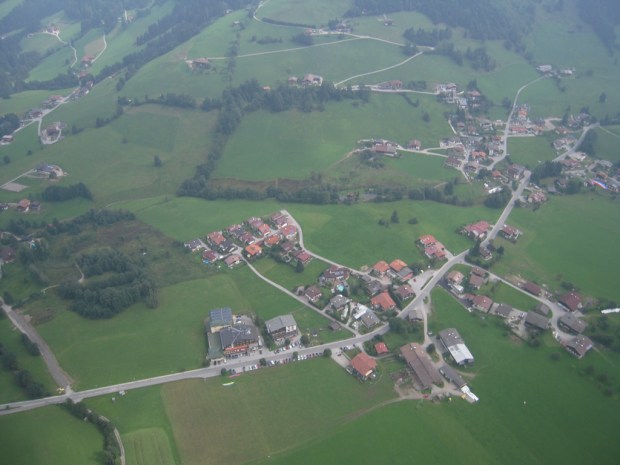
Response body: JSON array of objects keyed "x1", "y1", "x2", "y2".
[
  {"x1": 417, "y1": 234, "x2": 448, "y2": 261},
  {"x1": 205, "y1": 307, "x2": 299, "y2": 361},
  {"x1": 440, "y1": 133, "x2": 505, "y2": 177},
  {"x1": 0, "y1": 199, "x2": 42, "y2": 214},
  {"x1": 185, "y1": 211, "x2": 306, "y2": 269},
  {"x1": 287, "y1": 74, "x2": 324, "y2": 87}
]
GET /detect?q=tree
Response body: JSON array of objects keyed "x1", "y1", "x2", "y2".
[
  {"x1": 390, "y1": 210, "x2": 399, "y2": 224},
  {"x1": 292, "y1": 351, "x2": 299, "y2": 360},
  {"x1": 295, "y1": 260, "x2": 305, "y2": 273},
  {"x1": 599, "y1": 92, "x2": 607, "y2": 103},
  {"x1": 259, "y1": 358, "x2": 267, "y2": 367},
  {"x1": 300, "y1": 334, "x2": 310, "y2": 346},
  {"x1": 2, "y1": 291, "x2": 14, "y2": 305},
  {"x1": 220, "y1": 368, "x2": 228, "y2": 376},
  {"x1": 426, "y1": 343, "x2": 436, "y2": 355},
  {"x1": 323, "y1": 348, "x2": 332, "y2": 357},
  {"x1": 284, "y1": 338, "x2": 291, "y2": 347},
  {"x1": 153, "y1": 155, "x2": 162, "y2": 167},
  {"x1": 422, "y1": 111, "x2": 430, "y2": 123},
  {"x1": 3, "y1": 155, "x2": 10, "y2": 165}
]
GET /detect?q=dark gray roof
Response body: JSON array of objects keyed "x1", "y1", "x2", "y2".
[
  {"x1": 265, "y1": 314, "x2": 297, "y2": 334},
  {"x1": 559, "y1": 313, "x2": 587, "y2": 334},
  {"x1": 361, "y1": 311, "x2": 380, "y2": 328},
  {"x1": 439, "y1": 364, "x2": 466, "y2": 388},
  {"x1": 495, "y1": 303, "x2": 513, "y2": 318},
  {"x1": 438, "y1": 328, "x2": 464, "y2": 347},
  {"x1": 566, "y1": 335, "x2": 593, "y2": 358},
  {"x1": 400, "y1": 343, "x2": 442, "y2": 390},
  {"x1": 524, "y1": 311, "x2": 549, "y2": 330},
  {"x1": 330, "y1": 294, "x2": 349, "y2": 309},
  {"x1": 219, "y1": 324, "x2": 259, "y2": 348},
  {"x1": 534, "y1": 303, "x2": 551, "y2": 316},
  {"x1": 209, "y1": 307, "x2": 232, "y2": 326}
]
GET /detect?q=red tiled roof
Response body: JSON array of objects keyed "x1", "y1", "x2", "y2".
[
  {"x1": 390, "y1": 259, "x2": 407, "y2": 272},
  {"x1": 373, "y1": 260, "x2": 390, "y2": 273},
  {"x1": 418, "y1": 234, "x2": 437, "y2": 246},
  {"x1": 371, "y1": 292, "x2": 396, "y2": 311},
  {"x1": 375, "y1": 342, "x2": 389, "y2": 355},
  {"x1": 350, "y1": 352, "x2": 377, "y2": 377}
]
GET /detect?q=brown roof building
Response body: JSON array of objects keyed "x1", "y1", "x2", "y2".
[
  {"x1": 559, "y1": 291, "x2": 582, "y2": 312},
  {"x1": 371, "y1": 292, "x2": 397, "y2": 312},
  {"x1": 400, "y1": 343, "x2": 442, "y2": 391}
]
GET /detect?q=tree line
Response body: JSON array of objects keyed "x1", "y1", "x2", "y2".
[
  {"x1": 577, "y1": 0, "x2": 620, "y2": 51},
  {"x1": 0, "y1": 341, "x2": 49, "y2": 399},
  {"x1": 40, "y1": 182, "x2": 93, "y2": 202},
  {"x1": 0, "y1": 113, "x2": 20, "y2": 137}
]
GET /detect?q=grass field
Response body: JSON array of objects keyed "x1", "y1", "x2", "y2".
[
  {"x1": 0, "y1": 406, "x2": 103, "y2": 465},
  {"x1": 492, "y1": 193, "x2": 620, "y2": 302},
  {"x1": 593, "y1": 126, "x2": 620, "y2": 162},
  {"x1": 19, "y1": 33, "x2": 60, "y2": 55},
  {"x1": 251, "y1": 287, "x2": 620, "y2": 465},
  {"x1": 125, "y1": 428, "x2": 176, "y2": 465},
  {"x1": 0, "y1": 88, "x2": 74, "y2": 117},
  {"x1": 253, "y1": 256, "x2": 329, "y2": 292},
  {"x1": 216, "y1": 94, "x2": 452, "y2": 181},
  {"x1": 507, "y1": 136, "x2": 557, "y2": 169},
  {"x1": 478, "y1": 281, "x2": 540, "y2": 311}
]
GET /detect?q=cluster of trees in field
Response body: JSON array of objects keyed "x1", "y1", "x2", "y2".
[
  {"x1": 403, "y1": 27, "x2": 452, "y2": 46},
  {"x1": 431, "y1": 42, "x2": 496, "y2": 71},
  {"x1": 57, "y1": 248, "x2": 158, "y2": 319},
  {"x1": 63, "y1": 400, "x2": 121, "y2": 465},
  {"x1": 530, "y1": 161, "x2": 562, "y2": 183},
  {"x1": 345, "y1": 0, "x2": 532, "y2": 41},
  {"x1": 0, "y1": 113, "x2": 20, "y2": 137},
  {"x1": 0, "y1": 341, "x2": 49, "y2": 399},
  {"x1": 577, "y1": 0, "x2": 620, "y2": 51},
  {"x1": 40, "y1": 182, "x2": 93, "y2": 202}
]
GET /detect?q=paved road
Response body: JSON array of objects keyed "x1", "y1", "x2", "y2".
[
  {"x1": 482, "y1": 170, "x2": 531, "y2": 247},
  {"x1": 1, "y1": 300, "x2": 73, "y2": 390}
]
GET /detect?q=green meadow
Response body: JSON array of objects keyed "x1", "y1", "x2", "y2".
[
  {"x1": 253, "y1": 256, "x2": 329, "y2": 292},
  {"x1": 508, "y1": 136, "x2": 557, "y2": 168},
  {"x1": 89, "y1": 357, "x2": 397, "y2": 465},
  {"x1": 251, "y1": 288, "x2": 620, "y2": 465},
  {"x1": 257, "y1": 0, "x2": 352, "y2": 26},
  {"x1": 492, "y1": 193, "x2": 620, "y2": 302},
  {"x1": 478, "y1": 281, "x2": 540, "y2": 311},
  {"x1": 0, "y1": 406, "x2": 103, "y2": 465},
  {"x1": 216, "y1": 94, "x2": 452, "y2": 181},
  {"x1": 593, "y1": 126, "x2": 620, "y2": 162},
  {"x1": 0, "y1": 88, "x2": 73, "y2": 116}
]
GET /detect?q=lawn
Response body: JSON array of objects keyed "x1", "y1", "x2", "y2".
[
  {"x1": 124, "y1": 428, "x2": 177, "y2": 465},
  {"x1": 0, "y1": 406, "x2": 103, "y2": 465},
  {"x1": 215, "y1": 94, "x2": 452, "y2": 181},
  {"x1": 508, "y1": 135, "x2": 557, "y2": 168},
  {"x1": 253, "y1": 256, "x2": 329, "y2": 292},
  {"x1": 478, "y1": 281, "x2": 540, "y2": 311},
  {"x1": 252, "y1": 287, "x2": 620, "y2": 465},
  {"x1": 492, "y1": 193, "x2": 620, "y2": 302},
  {"x1": 257, "y1": 0, "x2": 352, "y2": 26},
  {"x1": 29, "y1": 265, "x2": 344, "y2": 389}
]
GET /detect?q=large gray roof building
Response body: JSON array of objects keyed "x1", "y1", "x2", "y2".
[{"x1": 438, "y1": 328, "x2": 474, "y2": 365}]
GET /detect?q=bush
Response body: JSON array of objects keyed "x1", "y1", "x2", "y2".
[{"x1": 323, "y1": 348, "x2": 332, "y2": 357}]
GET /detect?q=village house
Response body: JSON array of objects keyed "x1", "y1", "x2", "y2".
[
  {"x1": 371, "y1": 291, "x2": 397, "y2": 312},
  {"x1": 372, "y1": 141, "x2": 398, "y2": 156},
  {"x1": 462, "y1": 221, "x2": 490, "y2": 240},
  {"x1": 424, "y1": 241, "x2": 447, "y2": 260},
  {"x1": 407, "y1": 139, "x2": 422, "y2": 150},
  {"x1": 350, "y1": 352, "x2": 377, "y2": 380},
  {"x1": 447, "y1": 270, "x2": 464, "y2": 287},
  {"x1": 534, "y1": 303, "x2": 551, "y2": 316},
  {"x1": 528, "y1": 190, "x2": 547, "y2": 205},
  {"x1": 330, "y1": 294, "x2": 349, "y2": 311},
  {"x1": 493, "y1": 303, "x2": 513, "y2": 319},
  {"x1": 524, "y1": 312, "x2": 550, "y2": 331},
  {"x1": 472, "y1": 295, "x2": 493, "y2": 313},
  {"x1": 321, "y1": 265, "x2": 350, "y2": 285},
  {"x1": 400, "y1": 343, "x2": 442, "y2": 391},
  {"x1": 559, "y1": 291, "x2": 582, "y2": 312},
  {"x1": 293, "y1": 249, "x2": 313, "y2": 265},
  {"x1": 302, "y1": 73, "x2": 323, "y2": 86},
  {"x1": 361, "y1": 310, "x2": 381, "y2": 329},
  {"x1": 565, "y1": 335, "x2": 593, "y2": 359},
  {"x1": 372, "y1": 260, "x2": 390, "y2": 277},
  {"x1": 394, "y1": 284, "x2": 415, "y2": 301},
  {"x1": 240, "y1": 232, "x2": 256, "y2": 245},
  {"x1": 558, "y1": 313, "x2": 587, "y2": 335},
  {"x1": 501, "y1": 225, "x2": 522, "y2": 242},
  {"x1": 280, "y1": 225, "x2": 298, "y2": 240},
  {"x1": 377, "y1": 80, "x2": 403, "y2": 90},
  {"x1": 206, "y1": 231, "x2": 226, "y2": 247},
  {"x1": 469, "y1": 274, "x2": 485, "y2": 290},
  {"x1": 438, "y1": 328, "x2": 474, "y2": 365},
  {"x1": 224, "y1": 254, "x2": 242, "y2": 268},
  {"x1": 202, "y1": 249, "x2": 220, "y2": 263},
  {"x1": 270, "y1": 212, "x2": 289, "y2": 228},
  {"x1": 375, "y1": 342, "x2": 389, "y2": 355},
  {"x1": 244, "y1": 244, "x2": 262, "y2": 259},
  {"x1": 17, "y1": 199, "x2": 31, "y2": 213},
  {"x1": 263, "y1": 234, "x2": 281, "y2": 247},
  {"x1": 265, "y1": 314, "x2": 298, "y2": 342},
  {"x1": 361, "y1": 275, "x2": 383, "y2": 296},
  {"x1": 184, "y1": 239, "x2": 204, "y2": 252},
  {"x1": 444, "y1": 156, "x2": 462, "y2": 169},
  {"x1": 191, "y1": 57, "x2": 210, "y2": 69},
  {"x1": 0, "y1": 246, "x2": 16, "y2": 264},
  {"x1": 304, "y1": 285, "x2": 322, "y2": 304},
  {"x1": 219, "y1": 323, "x2": 260, "y2": 356},
  {"x1": 439, "y1": 364, "x2": 467, "y2": 389},
  {"x1": 208, "y1": 307, "x2": 233, "y2": 333},
  {"x1": 522, "y1": 281, "x2": 543, "y2": 297}
]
